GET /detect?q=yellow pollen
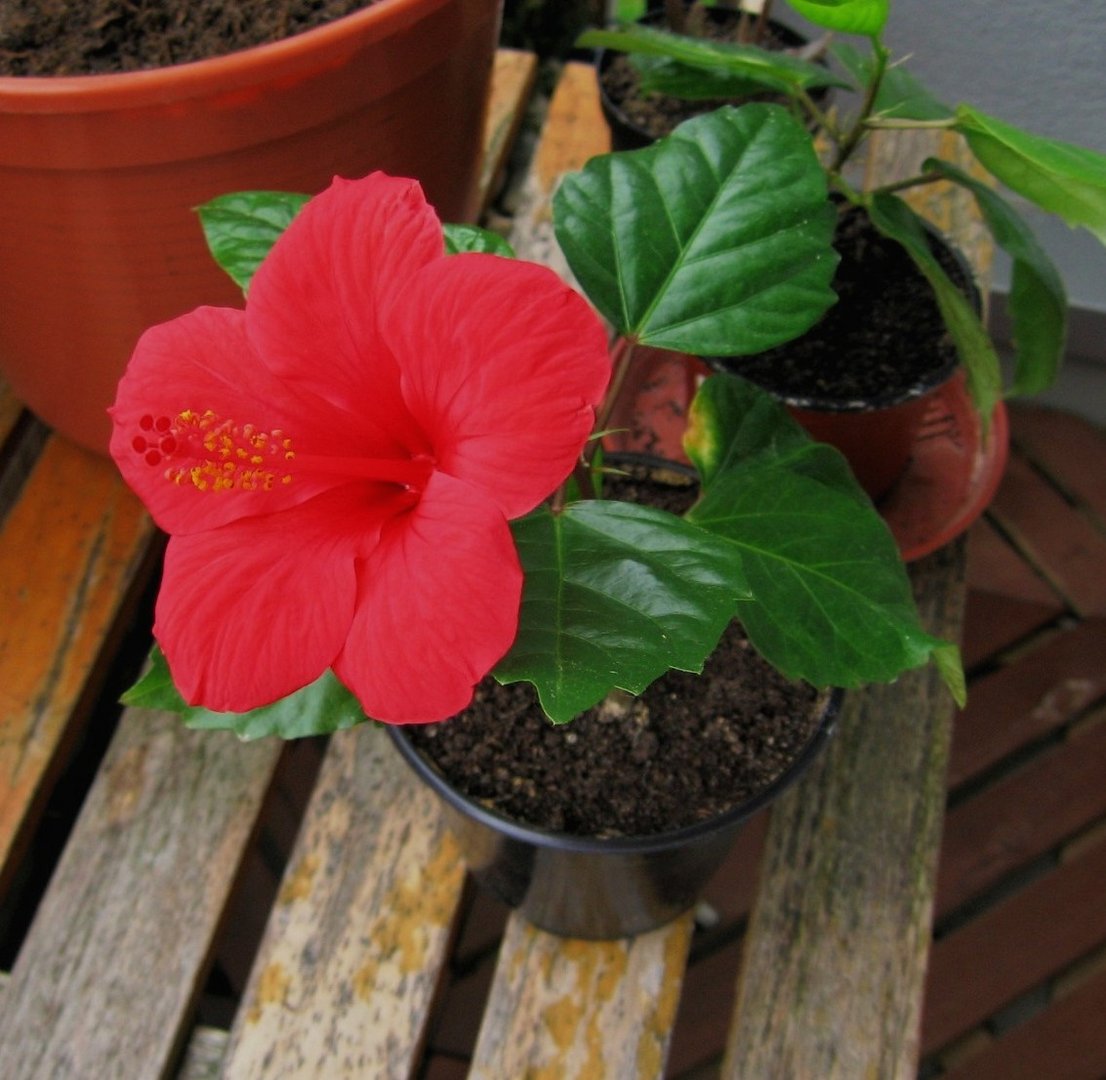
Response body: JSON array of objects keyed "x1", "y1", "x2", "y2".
[{"x1": 134, "y1": 408, "x2": 296, "y2": 494}]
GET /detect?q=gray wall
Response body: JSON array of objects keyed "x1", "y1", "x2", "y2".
[
  {"x1": 883, "y1": 0, "x2": 1106, "y2": 318},
  {"x1": 782, "y1": 0, "x2": 1106, "y2": 317}
]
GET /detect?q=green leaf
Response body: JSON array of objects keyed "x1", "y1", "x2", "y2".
[
  {"x1": 683, "y1": 378, "x2": 950, "y2": 689},
  {"x1": 926, "y1": 159, "x2": 1067, "y2": 396},
  {"x1": 120, "y1": 645, "x2": 189, "y2": 712},
  {"x1": 443, "y1": 223, "x2": 515, "y2": 257},
  {"x1": 122, "y1": 645, "x2": 367, "y2": 740},
  {"x1": 866, "y1": 194, "x2": 1002, "y2": 422},
  {"x1": 783, "y1": 0, "x2": 889, "y2": 35},
  {"x1": 494, "y1": 501, "x2": 751, "y2": 723},
  {"x1": 832, "y1": 41, "x2": 952, "y2": 121},
  {"x1": 553, "y1": 104, "x2": 839, "y2": 356},
  {"x1": 955, "y1": 105, "x2": 1106, "y2": 245},
  {"x1": 197, "y1": 191, "x2": 310, "y2": 292},
  {"x1": 579, "y1": 24, "x2": 848, "y2": 94},
  {"x1": 685, "y1": 374, "x2": 868, "y2": 507},
  {"x1": 632, "y1": 55, "x2": 777, "y2": 102}
]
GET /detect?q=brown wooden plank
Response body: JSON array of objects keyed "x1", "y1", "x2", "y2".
[
  {"x1": 967, "y1": 514, "x2": 1066, "y2": 608},
  {"x1": 938, "y1": 716, "x2": 1106, "y2": 914},
  {"x1": 468, "y1": 911, "x2": 693, "y2": 1078},
  {"x1": 941, "y1": 962, "x2": 1106, "y2": 1080},
  {"x1": 0, "y1": 707, "x2": 282, "y2": 1077},
  {"x1": 922, "y1": 831, "x2": 1106, "y2": 1053},
  {"x1": 0, "y1": 437, "x2": 157, "y2": 889},
  {"x1": 218, "y1": 725, "x2": 466, "y2": 1078},
  {"x1": 949, "y1": 618, "x2": 1106, "y2": 787},
  {"x1": 723, "y1": 539, "x2": 967, "y2": 1079},
  {"x1": 989, "y1": 453, "x2": 1106, "y2": 617},
  {"x1": 476, "y1": 49, "x2": 539, "y2": 214},
  {"x1": 960, "y1": 589, "x2": 1063, "y2": 669},
  {"x1": 1008, "y1": 404, "x2": 1106, "y2": 528}
]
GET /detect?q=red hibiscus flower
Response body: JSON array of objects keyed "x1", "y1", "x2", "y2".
[{"x1": 110, "y1": 174, "x2": 610, "y2": 724}]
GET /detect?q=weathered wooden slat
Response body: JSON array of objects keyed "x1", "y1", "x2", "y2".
[
  {"x1": 476, "y1": 48, "x2": 540, "y2": 214},
  {"x1": 922, "y1": 831, "x2": 1106, "y2": 1053},
  {"x1": 0, "y1": 438, "x2": 157, "y2": 889},
  {"x1": 0, "y1": 707, "x2": 282, "y2": 1078},
  {"x1": 723, "y1": 539, "x2": 967, "y2": 1079},
  {"x1": 949, "y1": 618, "x2": 1106, "y2": 787},
  {"x1": 218, "y1": 725, "x2": 466, "y2": 1079},
  {"x1": 507, "y1": 60, "x2": 610, "y2": 274},
  {"x1": 938, "y1": 715, "x2": 1106, "y2": 916},
  {"x1": 468, "y1": 911, "x2": 694, "y2": 1078}
]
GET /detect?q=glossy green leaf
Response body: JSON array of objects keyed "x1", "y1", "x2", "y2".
[
  {"x1": 122, "y1": 645, "x2": 367, "y2": 740},
  {"x1": 632, "y1": 55, "x2": 777, "y2": 102},
  {"x1": 684, "y1": 377, "x2": 951, "y2": 690},
  {"x1": 955, "y1": 105, "x2": 1106, "y2": 245},
  {"x1": 554, "y1": 104, "x2": 839, "y2": 356},
  {"x1": 443, "y1": 223, "x2": 515, "y2": 257},
  {"x1": 867, "y1": 194, "x2": 1002, "y2": 422},
  {"x1": 685, "y1": 373, "x2": 867, "y2": 506},
  {"x1": 197, "y1": 191, "x2": 310, "y2": 292},
  {"x1": 579, "y1": 24, "x2": 848, "y2": 94},
  {"x1": 784, "y1": 0, "x2": 888, "y2": 35},
  {"x1": 494, "y1": 501, "x2": 751, "y2": 723},
  {"x1": 832, "y1": 41, "x2": 951, "y2": 121},
  {"x1": 927, "y1": 159, "x2": 1067, "y2": 396}
]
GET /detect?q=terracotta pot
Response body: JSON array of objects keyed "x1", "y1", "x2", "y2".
[
  {"x1": 0, "y1": 0, "x2": 502, "y2": 454},
  {"x1": 389, "y1": 685, "x2": 839, "y2": 939}
]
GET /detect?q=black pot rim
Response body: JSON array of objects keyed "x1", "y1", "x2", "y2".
[
  {"x1": 595, "y1": 9, "x2": 816, "y2": 150},
  {"x1": 387, "y1": 684, "x2": 842, "y2": 857},
  {"x1": 708, "y1": 207, "x2": 981, "y2": 413}
]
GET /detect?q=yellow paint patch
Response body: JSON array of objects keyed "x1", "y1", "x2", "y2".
[
  {"x1": 246, "y1": 962, "x2": 291, "y2": 1025},
  {"x1": 636, "y1": 921, "x2": 693, "y2": 1076},
  {"x1": 278, "y1": 853, "x2": 319, "y2": 905}
]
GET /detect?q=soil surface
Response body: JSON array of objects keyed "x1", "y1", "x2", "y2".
[
  {"x1": 727, "y1": 204, "x2": 974, "y2": 405},
  {"x1": 406, "y1": 467, "x2": 828, "y2": 839},
  {"x1": 0, "y1": 0, "x2": 376, "y2": 75}
]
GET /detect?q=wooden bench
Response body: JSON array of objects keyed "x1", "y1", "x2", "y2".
[{"x1": 2, "y1": 49, "x2": 1102, "y2": 1080}]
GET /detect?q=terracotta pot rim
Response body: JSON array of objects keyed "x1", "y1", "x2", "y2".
[
  {"x1": 0, "y1": 0, "x2": 444, "y2": 105},
  {"x1": 389, "y1": 685, "x2": 841, "y2": 857}
]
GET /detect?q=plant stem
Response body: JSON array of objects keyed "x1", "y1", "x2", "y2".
[
  {"x1": 592, "y1": 336, "x2": 636, "y2": 457},
  {"x1": 864, "y1": 117, "x2": 959, "y2": 131},
  {"x1": 829, "y1": 39, "x2": 890, "y2": 173},
  {"x1": 870, "y1": 170, "x2": 945, "y2": 197}
]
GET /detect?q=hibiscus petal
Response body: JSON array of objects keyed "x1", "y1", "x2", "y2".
[
  {"x1": 246, "y1": 173, "x2": 442, "y2": 454},
  {"x1": 382, "y1": 254, "x2": 611, "y2": 519},
  {"x1": 153, "y1": 486, "x2": 399, "y2": 712},
  {"x1": 110, "y1": 307, "x2": 347, "y2": 536},
  {"x1": 334, "y1": 471, "x2": 522, "y2": 724}
]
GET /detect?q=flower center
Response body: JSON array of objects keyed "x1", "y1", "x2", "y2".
[{"x1": 130, "y1": 410, "x2": 434, "y2": 494}]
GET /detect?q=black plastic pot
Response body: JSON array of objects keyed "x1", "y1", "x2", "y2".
[
  {"x1": 596, "y1": 8, "x2": 823, "y2": 152},
  {"x1": 387, "y1": 684, "x2": 840, "y2": 940}
]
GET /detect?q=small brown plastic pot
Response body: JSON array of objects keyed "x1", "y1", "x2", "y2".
[
  {"x1": 388, "y1": 685, "x2": 840, "y2": 940},
  {"x1": 0, "y1": 0, "x2": 502, "y2": 454}
]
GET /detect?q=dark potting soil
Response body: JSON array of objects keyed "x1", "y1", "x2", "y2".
[
  {"x1": 406, "y1": 468, "x2": 827, "y2": 840},
  {"x1": 728, "y1": 204, "x2": 974, "y2": 405},
  {"x1": 599, "y1": 14, "x2": 807, "y2": 143},
  {"x1": 0, "y1": 0, "x2": 375, "y2": 76}
]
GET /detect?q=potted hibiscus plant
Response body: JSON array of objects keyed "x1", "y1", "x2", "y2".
[
  {"x1": 115, "y1": 102, "x2": 966, "y2": 938},
  {"x1": 580, "y1": 0, "x2": 1106, "y2": 498}
]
